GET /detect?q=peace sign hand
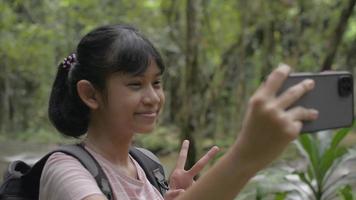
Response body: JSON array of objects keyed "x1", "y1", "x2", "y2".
[{"x1": 169, "y1": 140, "x2": 219, "y2": 190}]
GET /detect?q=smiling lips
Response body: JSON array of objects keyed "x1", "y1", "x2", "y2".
[{"x1": 135, "y1": 111, "x2": 158, "y2": 118}]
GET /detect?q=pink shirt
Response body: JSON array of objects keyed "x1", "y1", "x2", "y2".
[{"x1": 39, "y1": 146, "x2": 164, "y2": 200}]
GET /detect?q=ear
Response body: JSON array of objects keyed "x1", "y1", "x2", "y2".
[{"x1": 77, "y1": 80, "x2": 102, "y2": 110}]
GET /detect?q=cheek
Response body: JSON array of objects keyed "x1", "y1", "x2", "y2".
[
  {"x1": 105, "y1": 90, "x2": 138, "y2": 117},
  {"x1": 158, "y1": 90, "x2": 165, "y2": 106},
  {"x1": 108, "y1": 94, "x2": 138, "y2": 112},
  {"x1": 105, "y1": 96, "x2": 138, "y2": 127}
]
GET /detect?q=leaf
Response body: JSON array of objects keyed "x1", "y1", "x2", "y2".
[
  {"x1": 319, "y1": 147, "x2": 348, "y2": 186},
  {"x1": 319, "y1": 127, "x2": 352, "y2": 186},
  {"x1": 274, "y1": 192, "x2": 287, "y2": 200},
  {"x1": 298, "y1": 135, "x2": 320, "y2": 181},
  {"x1": 298, "y1": 172, "x2": 318, "y2": 198},
  {"x1": 330, "y1": 127, "x2": 353, "y2": 149},
  {"x1": 298, "y1": 135, "x2": 320, "y2": 170},
  {"x1": 339, "y1": 185, "x2": 354, "y2": 200},
  {"x1": 256, "y1": 186, "x2": 263, "y2": 200},
  {"x1": 323, "y1": 152, "x2": 356, "y2": 192}
]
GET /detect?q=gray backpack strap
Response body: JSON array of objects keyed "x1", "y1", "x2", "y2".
[
  {"x1": 134, "y1": 148, "x2": 163, "y2": 169},
  {"x1": 19, "y1": 144, "x2": 113, "y2": 200},
  {"x1": 54, "y1": 144, "x2": 113, "y2": 200},
  {"x1": 129, "y1": 147, "x2": 169, "y2": 196}
]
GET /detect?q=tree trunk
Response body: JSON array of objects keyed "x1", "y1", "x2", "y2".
[
  {"x1": 162, "y1": 0, "x2": 184, "y2": 123},
  {"x1": 179, "y1": 0, "x2": 201, "y2": 170},
  {"x1": 0, "y1": 65, "x2": 5, "y2": 133},
  {"x1": 321, "y1": 0, "x2": 356, "y2": 70},
  {"x1": 0, "y1": 63, "x2": 10, "y2": 134},
  {"x1": 260, "y1": 20, "x2": 276, "y2": 81}
]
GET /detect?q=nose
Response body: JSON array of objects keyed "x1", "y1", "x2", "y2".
[{"x1": 142, "y1": 85, "x2": 161, "y2": 105}]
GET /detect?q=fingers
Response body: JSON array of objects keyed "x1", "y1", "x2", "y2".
[
  {"x1": 260, "y1": 63, "x2": 291, "y2": 97},
  {"x1": 175, "y1": 140, "x2": 190, "y2": 169},
  {"x1": 164, "y1": 189, "x2": 185, "y2": 200},
  {"x1": 188, "y1": 146, "x2": 220, "y2": 176},
  {"x1": 281, "y1": 107, "x2": 318, "y2": 134},
  {"x1": 290, "y1": 121, "x2": 303, "y2": 135},
  {"x1": 287, "y1": 106, "x2": 319, "y2": 121},
  {"x1": 282, "y1": 105, "x2": 319, "y2": 134},
  {"x1": 276, "y1": 79, "x2": 315, "y2": 109}
]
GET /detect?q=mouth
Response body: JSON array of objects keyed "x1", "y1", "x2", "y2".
[{"x1": 135, "y1": 110, "x2": 159, "y2": 118}]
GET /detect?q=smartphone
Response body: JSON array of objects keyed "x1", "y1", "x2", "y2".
[{"x1": 277, "y1": 71, "x2": 354, "y2": 133}]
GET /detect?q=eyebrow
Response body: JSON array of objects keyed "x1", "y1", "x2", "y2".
[{"x1": 134, "y1": 72, "x2": 162, "y2": 78}]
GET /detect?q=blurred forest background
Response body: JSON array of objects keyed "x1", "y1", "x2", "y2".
[{"x1": 1, "y1": 0, "x2": 356, "y2": 199}]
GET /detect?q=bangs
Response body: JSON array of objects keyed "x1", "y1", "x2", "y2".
[{"x1": 108, "y1": 28, "x2": 165, "y2": 76}]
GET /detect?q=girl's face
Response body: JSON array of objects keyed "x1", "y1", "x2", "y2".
[{"x1": 101, "y1": 61, "x2": 165, "y2": 134}]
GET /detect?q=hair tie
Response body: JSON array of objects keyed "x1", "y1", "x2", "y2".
[{"x1": 61, "y1": 53, "x2": 77, "y2": 69}]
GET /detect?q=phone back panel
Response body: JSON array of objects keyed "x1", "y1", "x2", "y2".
[{"x1": 278, "y1": 72, "x2": 354, "y2": 133}]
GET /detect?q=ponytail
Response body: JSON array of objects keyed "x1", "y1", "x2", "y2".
[{"x1": 48, "y1": 61, "x2": 89, "y2": 137}]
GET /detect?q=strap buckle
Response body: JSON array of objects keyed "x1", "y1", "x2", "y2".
[{"x1": 153, "y1": 168, "x2": 169, "y2": 192}]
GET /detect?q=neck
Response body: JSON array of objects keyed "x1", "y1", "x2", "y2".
[{"x1": 85, "y1": 121, "x2": 134, "y2": 167}]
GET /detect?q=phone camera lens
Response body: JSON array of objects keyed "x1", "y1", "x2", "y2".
[{"x1": 338, "y1": 76, "x2": 353, "y2": 97}]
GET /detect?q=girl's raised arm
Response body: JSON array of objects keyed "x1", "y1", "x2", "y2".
[{"x1": 176, "y1": 64, "x2": 318, "y2": 200}]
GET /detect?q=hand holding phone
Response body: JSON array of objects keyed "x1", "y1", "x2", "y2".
[{"x1": 277, "y1": 71, "x2": 354, "y2": 133}]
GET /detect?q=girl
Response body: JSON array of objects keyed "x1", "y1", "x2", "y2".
[{"x1": 41, "y1": 24, "x2": 318, "y2": 200}]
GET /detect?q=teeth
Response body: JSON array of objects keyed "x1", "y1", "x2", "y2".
[{"x1": 138, "y1": 112, "x2": 156, "y2": 116}]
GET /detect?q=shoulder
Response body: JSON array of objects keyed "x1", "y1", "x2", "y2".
[
  {"x1": 43, "y1": 152, "x2": 96, "y2": 177},
  {"x1": 39, "y1": 152, "x2": 104, "y2": 200}
]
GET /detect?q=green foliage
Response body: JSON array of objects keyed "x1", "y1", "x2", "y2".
[
  {"x1": 339, "y1": 185, "x2": 354, "y2": 200},
  {"x1": 297, "y1": 127, "x2": 353, "y2": 199},
  {"x1": 0, "y1": 0, "x2": 355, "y2": 144},
  {"x1": 14, "y1": 128, "x2": 65, "y2": 143},
  {"x1": 134, "y1": 125, "x2": 180, "y2": 155},
  {"x1": 237, "y1": 127, "x2": 356, "y2": 200},
  {"x1": 274, "y1": 192, "x2": 288, "y2": 200}
]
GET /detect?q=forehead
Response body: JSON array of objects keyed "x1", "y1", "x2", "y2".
[
  {"x1": 132, "y1": 61, "x2": 162, "y2": 77},
  {"x1": 111, "y1": 61, "x2": 162, "y2": 80}
]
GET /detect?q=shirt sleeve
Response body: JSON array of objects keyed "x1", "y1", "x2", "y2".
[{"x1": 39, "y1": 152, "x2": 106, "y2": 200}]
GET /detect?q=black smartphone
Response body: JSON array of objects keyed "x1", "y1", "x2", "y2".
[{"x1": 277, "y1": 71, "x2": 354, "y2": 133}]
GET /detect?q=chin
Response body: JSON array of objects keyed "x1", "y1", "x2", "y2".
[{"x1": 134, "y1": 125, "x2": 156, "y2": 134}]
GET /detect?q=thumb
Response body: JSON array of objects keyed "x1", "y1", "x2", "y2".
[{"x1": 164, "y1": 189, "x2": 185, "y2": 200}]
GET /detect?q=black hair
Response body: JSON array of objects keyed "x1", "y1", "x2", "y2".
[{"x1": 48, "y1": 24, "x2": 165, "y2": 138}]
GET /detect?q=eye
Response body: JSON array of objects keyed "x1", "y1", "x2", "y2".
[
  {"x1": 153, "y1": 79, "x2": 162, "y2": 89},
  {"x1": 127, "y1": 82, "x2": 142, "y2": 90}
]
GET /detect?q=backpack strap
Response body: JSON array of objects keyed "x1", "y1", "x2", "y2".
[
  {"x1": 129, "y1": 147, "x2": 169, "y2": 195},
  {"x1": 22, "y1": 144, "x2": 113, "y2": 200},
  {"x1": 19, "y1": 144, "x2": 167, "y2": 199}
]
